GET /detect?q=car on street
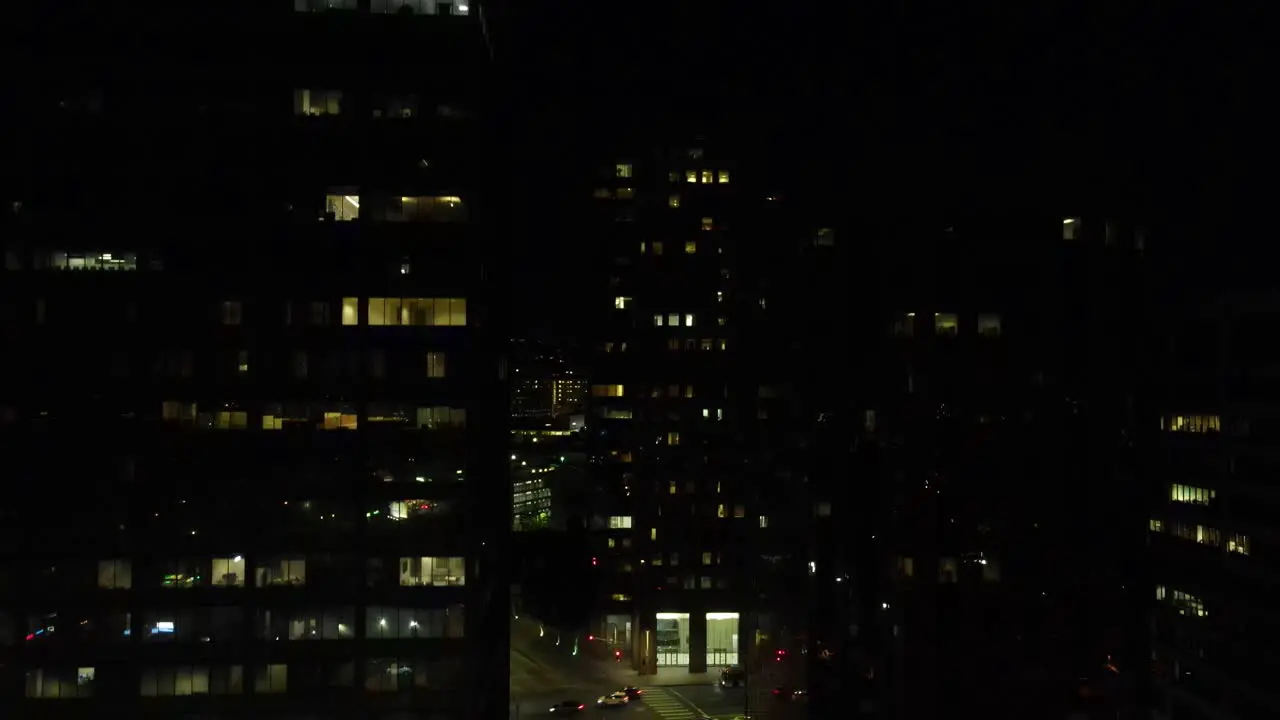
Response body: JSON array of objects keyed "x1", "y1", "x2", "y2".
[
  {"x1": 548, "y1": 700, "x2": 586, "y2": 712},
  {"x1": 622, "y1": 686, "x2": 644, "y2": 698},
  {"x1": 772, "y1": 686, "x2": 808, "y2": 701},
  {"x1": 596, "y1": 691, "x2": 630, "y2": 707},
  {"x1": 720, "y1": 664, "x2": 746, "y2": 687}
]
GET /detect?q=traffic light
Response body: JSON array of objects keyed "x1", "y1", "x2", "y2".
[
  {"x1": 614, "y1": 650, "x2": 622, "y2": 663},
  {"x1": 588, "y1": 635, "x2": 594, "y2": 641}
]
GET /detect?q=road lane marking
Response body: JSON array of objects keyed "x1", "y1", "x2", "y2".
[
  {"x1": 638, "y1": 688, "x2": 697, "y2": 719},
  {"x1": 667, "y1": 687, "x2": 711, "y2": 717}
]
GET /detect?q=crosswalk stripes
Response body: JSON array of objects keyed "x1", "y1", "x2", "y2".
[{"x1": 638, "y1": 687, "x2": 697, "y2": 719}]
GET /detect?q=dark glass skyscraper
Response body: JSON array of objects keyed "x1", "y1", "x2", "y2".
[{"x1": 1, "y1": 2, "x2": 508, "y2": 718}]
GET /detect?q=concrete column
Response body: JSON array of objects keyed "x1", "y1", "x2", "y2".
[
  {"x1": 688, "y1": 611, "x2": 708, "y2": 673},
  {"x1": 737, "y1": 610, "x2": 758, "y2": 669},
  {"x1": 632, "y1": 609, "x2": 656, "y2": 675}
]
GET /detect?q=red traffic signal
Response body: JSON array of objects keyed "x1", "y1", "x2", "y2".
[
  {"x1": 588, "y1": 635, "x2": 594, "y2": 641},
  {"x1": 615, "y1": 650, "x2": 622, "y2": 658}
]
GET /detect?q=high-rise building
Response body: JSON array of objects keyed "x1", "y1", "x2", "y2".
[
  {"x1": 1150, "y1": 289, "x2": 1280, "y2": 720},
  {"x1": 1, "y1": 2, "x2": 508, "y2": 718},
  {"x1": 585, "y1": 140, "x2": 807, "y2": 680},
  {"x1": 801, "y1": 216, "x2": 1149, "y2": 718}
]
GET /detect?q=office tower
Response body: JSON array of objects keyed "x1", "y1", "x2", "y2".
[
  {"x1": 584, "y1": 140, "x2": 807, "y2": 679},
  {"x1": 1, "y1": 1, "x2": 508, "y2": 718},
  {"x1": 1150, "y1": 290, "x2": 1280, "y2": 720},
  {"x1": 802, "y1": 216, "x2": 1148, "y2": 718}
]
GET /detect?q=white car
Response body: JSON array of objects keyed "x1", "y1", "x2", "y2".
[{"x1": 597, "y1": 692, "x2": 630, "y2": 707}]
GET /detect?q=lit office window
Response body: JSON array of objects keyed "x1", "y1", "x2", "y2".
[
  {"x1": 1063, "y1": 217, "x2": 1080, "y2": 240},
  {"x1": 609, "y1": 516, "x2": 633, "y2": 529},
  {"x1": 1170, "y1": 484, "x2": 1216, "y2": 505},
  {"x1": 685, "y1": 170, "x2": 698, "y2": 184},
  {"x1": 293, "y1": 89, "x2": 343, "y2": 116},
  {"x1": 701, "y1": 217, "x2": 714, "y2": 231},
  {"x1": 1162, "y1": 415, "x2": 1221, "y2": 433},
  {"x1": 701, "y1": 170, "x2": 713, "y2": 184},
  {"x1": 717, "y1": 170, "x2": 730, "y2": 184},
  {"x1": 685, "y1": 241, "x2": 697, "y2": 254},
  {"x1": 325, "y1": 193, "x2": 360, "y2": 221},
  {"x1": 614, "y1": 296, "x2": 631, "y2": 310},
  {"x1": 934, "y1": 313, "x2": 959, "y2": 337},
  {"x1": 668, "y1": 194, "x2": 681, "y2": 208},
  {"x1": 616, "y1": 163, "x2": 633, "y2": 178},
  {"x1": 1228, "y1": 533, "x2": 1251, "y2": 555}
]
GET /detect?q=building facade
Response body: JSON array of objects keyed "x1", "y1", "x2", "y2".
[
  {"x1": 1150, "y1": 290, "x2": 1280, "y2": 720},
  {"x1": 1, "y1": 2, "x2": 508, "y2": 718}
]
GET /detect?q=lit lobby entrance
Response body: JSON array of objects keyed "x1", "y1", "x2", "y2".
[{"x1": 654, "y1": 612, "x2": 739, "y2": 669}]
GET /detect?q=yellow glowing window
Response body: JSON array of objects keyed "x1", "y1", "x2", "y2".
[
  {"x1": 237, "y1": 351, "x2": 249, "y2": 375},
  {"x1": 701, "y1": 217, "x2": 714, "y2": 231},
  {"x1": 685, "y1": 241, "x2": 697, "y2": 254},
  {"x1": 1229, "y1": 533, "x2": 1250, "y2": 555},
  {"x1": 341, "y1": 297, "x2": 359, "y2": 325},
  {"x1": 1149, "y1": 518, "x2": 1163, "y2": 532},
  {"x1": 684, "y1": 313, "x2": 694, "y2": 327},
  {"x1": 614, "y1": 296, "x2": 631, "y2": 309},
  {"x1": 702, "y1": 552, "x2": 713, "y2": 565},
  {"x1": 717, "y1": 504, "x2": 727, "y2": 518},
  {"x1": 684, "y1": 386, "x2": 694, "y2": 398},
  {"x1": 718, "y1": 339, "x2": 727, "y2": 350},
  {"x1": 650, "y1": 527, "x2": 657, "y2": 540},
  {"x1": 607, "y1": 538, "x2": 616, "y2": 548},
  {"x1": 1163, "y1": 415, "x2": 1221, "y2": 433},
  {"x1": 669, "y1": 481, "x2": 677, "y2": 495},
  {"x1": 685, "y1": 170, "x2": 698, "y2": 183},
  {"x1": 666, "y1": 431, "x2": 681, "y2": 445},
  {"x1": 591, "y1": 384, "x2": 624, "y2": 398},
  {"x1": 717, "y1": 170, "x2": 730, "y2": 184},
  {"x1": 611, "y1": 593, "x2": 631, "y2": 601},
  {"x1": 1170, "y1": 484, "x2": 1215, "y2": 505},
  {"x1": 668, "y1": 194, "x2": 681, "y2": 208},
  {"x1": 701, "y1": 170, "x2": 713, "y2": 184},
  {"x1": 616, "y1": 187, "x2": 634, "y2": 200},
  {"x1": 616, "y1": 163, "x2": 633, "y2": 178}
]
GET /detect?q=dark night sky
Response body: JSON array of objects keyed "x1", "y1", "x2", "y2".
[{"x1": 497, "y1": 0, "x2": 1266, "y2": 337}]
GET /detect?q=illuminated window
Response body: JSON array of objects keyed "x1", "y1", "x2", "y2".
[
  {"x1": 161, "y1": 401, "x2": 197, "y2": 424},
  {"x1": 293, "y1": 89, "x2": 342, "y2": 116},
  {"x1": 934, "y1": 313, "x2": 959, "y2": 336},
  {"x1": 615, "y1": 296, "x2": 631, "y2": 309},
  {"x1": 718, "y1": 316, "x2": 727, "y2": 327},
  {"x1": 591, "y1": 384, "x2": 624, "y2": 398},
  {"x1": 212, "y1": 556, "x2": 246, "y2": 587},
  {"x1": 616, "y1": 188, "x2": 634, "y2": 200},
  {"x1": 609, "y1": 516, "x2": 633, "y2": 529},
  {"x1": 398, "y1": 556, "x2": 465, "y2": 586},
  {"x1": 47, "y1": 250, "x2": 138, "y2": 271},
  {"x1": 669, "y1": 481, "x2": 677, "y2": 495},
  {"x1": 684, "y1": 385, "x2": 695, "y2": 398},
  {"x1": 237, "y1": 351, "x2": 249, "y2": 375},
  {"x1": 701, "y1": 170, "x2": 713, "y2": 184},
  {"x1": 341, "y1": 297, "x2": 358, "y2": 325},
  {"x1": 667, "y1": 431, "x2": 680, "y2": 446},
  {"x1": 616, "y1": 163, "x2": 633, "y2": 178},
  {"x1": 325, "y1": 193, "x2": 360, "y2": 221},
  {"x1": 684, "y1": 313, "x2": 695, "y2": 327},
  {"x1": 685, "y1": 241, "x2": 697, "y2": 254},
  {"x1": 426, "y1": 352, "x2": 447, "y2": 378},
  {"x1": 254, "y1": 664, "x2": 287, "y2": 694},
  {"x1": 716, "y1": 504, "x2": 726, "y2": 518},
  {"x1": 650, "y1": 527, "x2": 657, "y2": 540},
  {"x1": 1229, "y1": 533, "x2": 1251, "y2": 555},
  {"x1": 384, "y1": 196, "x2": 467, "y2": 222},
  {"x1": 717, "y1": 170, "x2": 730, "y2": 184},
  {"x1": 1168, "y1": 588, "x2": 1207, "y2": 617},
  {"x1": 701, "y1": 552, "x2": 713, "y2": 565},
  {"x1": 322, "y1": 409, "x2": 358, "y2": 430},
  {"x1": 26, "y1": 667, "x2": 97, "y2": 698},
  {"x1": 367, "y1": 298, "x2": 466, "y2": 326},
  {"x1": 415, "y1": 406, "x2": 465, "y2": 429},
  {"x1": 758, "y1": 515, "x2": 769, "y2": 528},
  {"x1": 701, "y1": 217, "x2": 714, "y2": 231},
  {"x1": 1170, "y1": 484, "x2": 1215, "y2": 505},
  {"x1": 718, "y1": 339, "x2": 727, "y2": 350},
  {"x1": 685, "y1": 170, "x2": 698, "y2": 184},
  {"x1": 611, "y1": 593, "x2": 631, "y2": 601},
  {"x1": 1149, "y1": 518, "x2": 1163, "y2": 532},
  {"x1": 1063, "y1": 217, "x2": 1080, "y2": 240},
  {"x1": 607, "y1": 538, "x2": 616, "y2": 548},
  {"x1": 1196, "y1": 525, "x2": 1221, "y2": 547},
  {"x1": 653, "y1": 241, "x2": 664, "y2": 255},
  {"x1": 668, "y1": 194, "x2": 681, "y2": 208},
  {"x1": 214, "y1": 411, "x2": 248, "y2": 430},
  {"x1": 1163, "y1": 415, "x2": 1221, "y2": 433},
  {"x1": 977, "y1": 314, "x2": 1001, "y2": 338},
  {"x1": 98, "y1": 560, "x2": 132, "y2": 589},
  {"x1": 255, "y1": 557, "x2": 306, "y2": 587}
]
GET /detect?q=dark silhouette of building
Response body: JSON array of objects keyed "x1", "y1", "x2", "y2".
[
  {"x1": 1, "y1": 2, "x2": 509, "y2": 718},
  {"x1": 799, "y1": 216, "x2": 1148, "y2": 719}
]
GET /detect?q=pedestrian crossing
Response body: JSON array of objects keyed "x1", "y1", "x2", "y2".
[{"x1": 638, "y1": 687, "x2": 698, "y2": 719}]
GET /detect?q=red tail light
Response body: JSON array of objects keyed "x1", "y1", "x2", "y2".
[{"x1": 577, "y1": 704, "x2": 584, "y2": 710}]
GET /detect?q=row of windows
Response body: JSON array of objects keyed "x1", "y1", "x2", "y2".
[
  {"x1": 1149, "y1": 519, "x2": 1250, "y2": 555},
  {"x1": 294, "y1": 90, "x2": 447, "y2": 120},
  {"x1": 638, "y1": 233, "x2": 717, "y2": 257},
  {"x1": 297, "y1": 0, "x2": 470, "y2": 15},
  {"x1": 26, "y1": 658, "x2": 462, "y2": 699},
  {"x1": 1170, "y1": 483, "x2": 1216, "y2": 505},
  {"x1": 1162, "y1": 415, "x2": 1221, "y2": 433},
  {"x1": 321, "y1": 194, "x2": 466, "y2": 223},
  {"x1": 160, "y1": 402, "x2": 466, "y2": 430},
  {"x1": 1156, "y1": 585, "x2": 1207, "y2": 617},
  {"x1": 96, "y1": 556, "x2": 466, "y2": 590},
  {"x1": 144, "y1": 348, "x2": 448, "y2": 380},
  {"x1": 219, "y1": 298, "x2": 467, "y2": 327},
  {"x1": 892, "y1": 312, "x2": 1001, "y2": 338}
]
